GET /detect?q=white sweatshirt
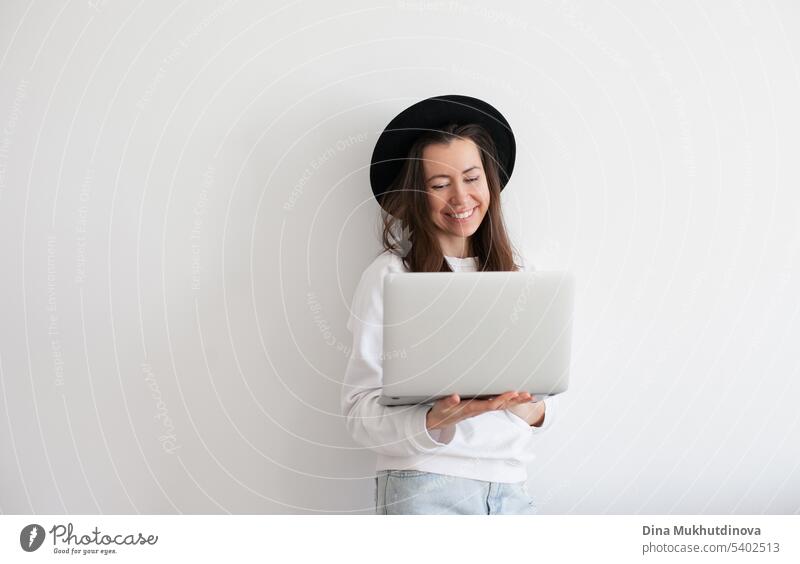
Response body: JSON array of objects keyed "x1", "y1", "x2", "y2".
[{"x1": 341, "y1": 249, "x2": 560, "y2": 483}]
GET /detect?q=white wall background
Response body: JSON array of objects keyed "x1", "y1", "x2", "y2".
[{"x1": 1, "y1": 0, "x2": 798, "y2": 515}]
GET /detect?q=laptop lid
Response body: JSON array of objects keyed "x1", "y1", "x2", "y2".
[{"x1": 380, "y1": 271, "x2": 574, "y2": 406}]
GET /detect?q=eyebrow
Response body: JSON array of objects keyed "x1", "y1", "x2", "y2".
[{"x1": 426, "y1": 166, "x2": 480, "y2": 182}]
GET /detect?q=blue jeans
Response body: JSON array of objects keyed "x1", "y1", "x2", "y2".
[{"x1": 375, "y1": 470, "x2": 537, "y2": 515}]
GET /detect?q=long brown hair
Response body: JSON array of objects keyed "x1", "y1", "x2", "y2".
[{"x1": 377, "y1": 122, "x2": 522, "y2": 272}]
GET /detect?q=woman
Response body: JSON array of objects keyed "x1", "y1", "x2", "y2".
[{"x1": 341, "y1": 95, "x2": 560, "y2": 515}]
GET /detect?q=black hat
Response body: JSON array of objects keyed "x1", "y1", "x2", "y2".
[{"x1": 369, "y1": 94, "x2": 516, "y2": 210}]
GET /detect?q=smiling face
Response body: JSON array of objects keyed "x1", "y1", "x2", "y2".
[{"x1": 422, "y1": 137, "x2": 490, "y2": 258}]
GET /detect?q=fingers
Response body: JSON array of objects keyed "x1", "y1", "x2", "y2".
[
  {"x1": 437, "y1": 394, "x2": 459, "y2": 408},
  {"x1": 438, "y1": 394, "x2": 460, "y2": 416},
  {"x1": 492, "y1": 392, "x2": 532, "y2": 410},
  {"x1": 459, "y1": 394, "x2": 504, "y2": 417},
  {"x1": 491, "y1": 391, "x2": 519, "y2": 410},
  {"x1": 512, "y1": 392, "x2": 533, "y2": 403},
  {"x1": 442, "y1": 391, "x2": 533, "y2": 422},
  {"x1": 466, "y1": 392, "x2": 520, "y2": 412},
  {"x1": 431, "y1": 394, "x2": 461, "y2": 428}
]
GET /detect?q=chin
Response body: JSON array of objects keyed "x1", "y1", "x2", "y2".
[{"x1": 443, "y1": 226, "x2": 479, "y2": 238}]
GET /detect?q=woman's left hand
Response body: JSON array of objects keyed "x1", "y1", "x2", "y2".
[{"x1": 506, "y1": 394, "x2": 546, "y2": 426}]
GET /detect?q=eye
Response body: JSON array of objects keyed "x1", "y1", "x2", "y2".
[
  {"x1": 465, "y1": 176, "x2": 480, "y2": 183},
  {"x1": 431, "y1": 184, "x2": 448, "y2": 190}
]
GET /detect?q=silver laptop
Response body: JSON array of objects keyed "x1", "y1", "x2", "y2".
[{"x1": 379, "y1": 271, "x2": 574, "y2": 406}]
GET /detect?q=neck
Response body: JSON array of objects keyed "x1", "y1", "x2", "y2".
[{"x1": 440, "y1": 238, "x2": 472, "y2": 258}]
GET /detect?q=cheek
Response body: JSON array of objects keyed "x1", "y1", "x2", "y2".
[
  {"x1": 479, "y1": 187, "x2": 490, "y2": 207},
  {"x1": 428, "y1": 194, "x2": 451, "y2": 216},
  {"x1": 478, "y1": 192, "x2": 490, "y2": 218},
  {"x1": 427, "y1": 199, "x2": 445, "y2": 223},
  {"x1": 425, "y1": 194, "x2": 437, "y2": 214},
  {"x1": 427, "y1": 191, "x2": 442, "y2": 210}
]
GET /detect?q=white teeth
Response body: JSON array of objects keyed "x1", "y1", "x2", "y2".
[{"x1": 447, "y1": 207, "x2": 475, "y2": 219}]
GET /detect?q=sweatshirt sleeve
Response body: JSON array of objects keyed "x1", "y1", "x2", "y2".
[
  {"x1": 529, "y1": 393, "x2": 560, "y2": 434},
  {"x1": 341, "y1": 255, "x2": 456, "y2": 457}
]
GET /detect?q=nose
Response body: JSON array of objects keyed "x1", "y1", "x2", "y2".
[{"x1": 448, "y1": 178, "x2": 473, "y2": 206}]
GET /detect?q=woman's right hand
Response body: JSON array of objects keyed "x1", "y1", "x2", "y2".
[{"x1": 425, "y1": 391, "x2": 534, "y2": 431}]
